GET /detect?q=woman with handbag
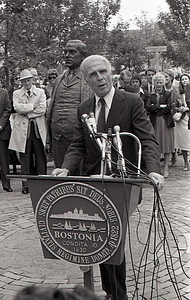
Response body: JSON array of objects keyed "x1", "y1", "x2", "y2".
[{"x1": 146, "y1": 73, "x2": 175, "y2": 178}]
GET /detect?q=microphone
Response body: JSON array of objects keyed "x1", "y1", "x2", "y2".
[
  {"x1": 106, "y1": 128, "x2": 112, "y2": 173},
  {"x1": 114, "y1": 125, "x2": 126, "y2": 174},
  {"x1": 81, "y1": 113, "x2": 102, "y2": 150},
  {"x1": 89, "y1": 112, "x2": 97, "y2": 133},
  {"x1": 81, "y1": 114, "x2": 94, "y2": 135}
]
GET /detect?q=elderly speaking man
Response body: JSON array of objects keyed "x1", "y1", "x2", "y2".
[
  {"x1": 46, "y1": 39, "x2": 93, "y2": 169},
  {"x1": 52, "y1": 55, "x2": 164, "y2": 300},
  {"x1": 9, "y1": 69, "x2": 47, "y2": 194}
]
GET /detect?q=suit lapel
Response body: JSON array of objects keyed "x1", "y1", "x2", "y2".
[
  {"x1": 106, "y1": 89, "x2": 126, "y2": 129},
  {"x1": 85, "y1": 96, "x2": 96, "y2": 114}
]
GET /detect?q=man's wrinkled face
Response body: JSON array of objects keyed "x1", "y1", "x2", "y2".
[
  {"x1": 64, "y1": 44, "x2": 83, "y2": 69},
  {"x1": 21, "y1": 78, "x2": 33, "y2": 90},
  {"x1": 83, "y1": 57, "x2": 113, "y2": 97}
]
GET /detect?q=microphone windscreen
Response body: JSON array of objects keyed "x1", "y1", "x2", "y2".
[
  {"x1": 114, "y1": 125, "x2": 120, "y2": 133},
  {"x1": 81, "y1": 114, "x2": 88, "y2": 122}
]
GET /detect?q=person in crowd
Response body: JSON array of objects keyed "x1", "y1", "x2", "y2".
[
  {"x1": 51, "y1": 55, "x2": 164, "y2": 300},
  {"x1": 28, "y1": 67, "x2": 44, "y2": 173},
  {"x1": 141, "y1": 72, "x2": 148, "y2": 89},
  {"x1": 28, "y1": 68, "x2": 41, "y2": 88},
  {"x1": 112, "y1": 74, "x2": 120, "y2": 88},
  {"x1": 162, "y1": 69, "x2": 180, "y2": 101},
  {"x1": 130, "y1": 73, "x2": 151, "y2": 108},
  {"x1": 144, "y1": 68, "x2": 156, "y2": 93},
  {"x1": 46, "y1": 39, "x2": 93, "y2": 169},
  {"x1": 14, "y1": 285, "x2": 101, "y2": 300},
  {"x1": 173, "y1": 73, "x2": 190, "y2": 170},
  {"x1": 0, "y1": 87, "x2": 12, "y2": 192},
  {"x1": 8, "y1": 74, "x2": 21, "y2": 174},
  {"x1": 43, "y1": 69, "x2": 59, "y2": 101},
  {"x1": 119, "y1": 69, "x2": 135, "y2": 92},
  {"x1": 162, "y1": 69, "x2": 181, "y2": 166},
  {"x1": 146, "y1": 73, "x2": 175, "y2": 178},
  {"x1": 9, "y1": 69, "x2": 47, "y2": 194},
  {"x1": 179, "y1": 73, "x2": 190, "y2": 99}
]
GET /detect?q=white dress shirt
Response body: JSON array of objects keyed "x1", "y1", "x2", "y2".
[{"x1": 95, "y1": 86, "x2": 115, "y2": 122}]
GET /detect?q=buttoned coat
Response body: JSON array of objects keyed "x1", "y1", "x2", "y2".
[
  {"x1": 46, "y1": 69, "x2": 93, "y2": 142},
  {"x1": 9, "y1": 85, "x2": 46, "y2": 153},
  {"x1": 62, "y1": 89, "x2": 161, "y2": 175},
  {"x1": 0, "y1": 88, "x2": 11, "y2": 140}
]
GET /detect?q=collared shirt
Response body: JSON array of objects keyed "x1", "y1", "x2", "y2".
[
  {"x1": 137, "y1": 87, "x2": 145, "y2": 97},
  {"x1": 22, "y1": 85, "x2": 36, "y2": 99},
  {"x1": 148, "y1": 82, "x2": 154, "y2": 93},
  {"x1": 95, "y1": 86, "x2": 115, "y2": 122}
]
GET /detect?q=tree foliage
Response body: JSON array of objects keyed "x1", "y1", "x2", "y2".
[
  {"x1": 158, "y1": 0, "x2": 190, "y2": 68},
  {"x1": 0, "y1": 0, "x2": 121, "y2": 87}
]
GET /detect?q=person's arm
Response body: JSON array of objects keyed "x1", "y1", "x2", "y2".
[
  {"x1": 51, "y1": 168, "x2": 69, "y2": 177},
  {"x1": 27, "y1": 89, "x2": 46, "y2": 118},
  {"x1": 13, "y1": 90, "x2": 34, "y2": 114},
  {"x1": 131, "y1": 96, "x2": 161, "y2": 175},
  {"x1": 131, "y1": 98, "x2": 165, "y2": 189},
  {"x1": 146, "y1": 95, "x2": 159, "y2": 112},
  {"x1": 149, "y1": 172, "x2": 165, "y2": 190}
]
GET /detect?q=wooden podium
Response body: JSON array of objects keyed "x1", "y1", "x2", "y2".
[{"x1": 9, "y1": 175, "x2": 149, "y2": 290}]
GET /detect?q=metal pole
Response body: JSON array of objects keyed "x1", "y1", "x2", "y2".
[{"x1": 156, "y1": 51, "x2": 159, "y2": 72}]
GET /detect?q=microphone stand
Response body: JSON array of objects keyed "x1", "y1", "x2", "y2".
[
  {"x1": 82, "y1": 114, "x2": 142, "y2": 176},
  {"x1": 113, "y1": 131, "x2": 142, "y2": 176}
]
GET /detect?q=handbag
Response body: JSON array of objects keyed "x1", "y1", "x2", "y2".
[{"x1": 173, "y1": 111, "x2": 183, "y2": 122}]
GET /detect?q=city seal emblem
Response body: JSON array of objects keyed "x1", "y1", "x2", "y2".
[{"x1": 35, "y1": 182, "x2": 122, "y2": 265}]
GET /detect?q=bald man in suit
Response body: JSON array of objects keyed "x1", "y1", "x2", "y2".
[{"x1": 52, "y1": 55, "x2": 164, "y2": 300}]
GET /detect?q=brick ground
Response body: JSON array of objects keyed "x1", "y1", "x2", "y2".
[{"x1": 0, "y1": 155, "x2": 190, "y2": 300}]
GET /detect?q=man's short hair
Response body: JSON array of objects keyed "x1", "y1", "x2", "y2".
[
  {"x1": 80, "y1": 55, "x2": 112, "y2": 78},
  {"x1": 65, "y1": 40, "x2": 87, "y2": 56},
  {"x1": 131, "y1": 73, "x2": 142, "y2": 86},
  {"x1": 120, "y1": 69, "x2": 132, "y2": 79}
]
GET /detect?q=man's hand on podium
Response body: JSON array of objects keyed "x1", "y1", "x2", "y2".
[
  {"x1": 51, "y1": 168, "x2": 69, "y2": 177},
  {"x1": 149, "y1": 172, "x2": 165, "y2": 191}
]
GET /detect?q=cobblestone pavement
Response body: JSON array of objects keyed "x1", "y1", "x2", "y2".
[{"x1": 0, "y1": 155, "x2": 190, "y2": 300}]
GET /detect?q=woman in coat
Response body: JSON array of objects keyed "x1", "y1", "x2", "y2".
[
  {"x1": 146, "y1": 73, "x2": 175, "y2": 178},
  {"x1": 173, "y1": 74, "x2": 190, "y2": 171}
]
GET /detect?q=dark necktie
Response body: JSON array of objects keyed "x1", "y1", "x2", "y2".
[
  {"x1": 27, "y1": 90, "x2": 31, "y2": 97},
  {"x1": 97, "y1": 98, "x2": 106, "y2": 132}
]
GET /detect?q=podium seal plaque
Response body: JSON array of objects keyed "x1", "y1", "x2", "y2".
[{"x1": 35, "y1": 182, "x2": 122, "y2": 265}]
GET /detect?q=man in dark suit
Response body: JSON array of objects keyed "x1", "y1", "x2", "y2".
[
  {"x1": 0, "y1": 88, "x2": 12, "y2": 192},
  {"x1": 52, "y1": 55, "x2": 164, "y2": 300},
  {"x1": 143, "y1": 68, "x2": 156, "y2": 93},
  {"x1": 46, "y1": 40, "x2": 93, "y2": 168}
]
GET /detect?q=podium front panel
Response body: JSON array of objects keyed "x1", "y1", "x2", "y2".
[{"x1": 27, "y1": 176, "x2": 140, "y2": 266}]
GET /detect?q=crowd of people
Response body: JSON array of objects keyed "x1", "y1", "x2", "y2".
[
  {"x1": 113, "y1": 67, "x2": 190, "y2": 178},
  {"x1": 0, "y1": 39, "x2": 189, "y2": 190},
  {"x1": 0, "y1": 39, "x2": 189, "y2": 300}
]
